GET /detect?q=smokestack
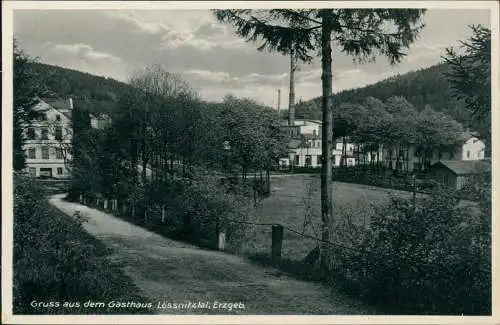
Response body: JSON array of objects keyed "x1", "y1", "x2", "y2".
[
  {"x1": 277, "y1": 89, "x2": 281, "y2": 119},
  {"x1": 288, "y1": 51, "x2": 296, "y2": 127},
  {"x1": 69, "y1": 97, "x2": 74, "y2": 110}
]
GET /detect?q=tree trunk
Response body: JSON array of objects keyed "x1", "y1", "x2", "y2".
[
  {"x1": 288, "y1": 50, "x2": 296, "y2": 128},
  {"x1": 320, "y1": 10, "x2": 334, "y2": 264}
]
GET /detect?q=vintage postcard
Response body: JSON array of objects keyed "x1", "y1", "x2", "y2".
[{"x1": 2, "y1": 1, "x2": 499, "y2": 324}]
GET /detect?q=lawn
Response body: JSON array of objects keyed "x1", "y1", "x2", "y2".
[{"x1": 244, "y1": 174, "x2": 413, "y2": 266}]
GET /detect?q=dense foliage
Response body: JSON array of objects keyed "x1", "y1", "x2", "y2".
[
  {"x1": 66, "y1": 66, "x2": 286, "y2": 250},
  {"x1": 443, "y1": 25, "x2": 491, "y2": 154},
  {"x1": 329, "y1": 183, "x2": 491, "y2": 315},
  {"x1": 13, "y1": 41, "x2": 44, "y2": 170},
  {"x1": 13, "y1": 173, "x2": 152, "y2": 314},
  {"x1": 327, "y1": 95, "x2": 463, "y2": 172},
  {"x1": 294, "y1": 62, "x2": 471, "y2": 128},
  {"x1": 28, "y1": 62, "x2": 135, "y2": 115}
]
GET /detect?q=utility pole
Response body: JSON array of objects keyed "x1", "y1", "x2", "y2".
[{"x1": 277, "y1": 89, "x2": 281, "y2": 121}]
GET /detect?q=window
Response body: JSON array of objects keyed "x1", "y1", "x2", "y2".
[
  {"x1": 294, "y1": 155, "x2": 299, "y2": 166},
  {"x1": 57, "y1": 167, "x2": 63, "y2": 175},
  {"x1": 28, "y1": 148, "x2": 36, "y2": 159},
  {"x1": 305, "y1": 155, "x2": 312, "y2": 167},
  {"x1": 413, "y1": 163, "x2": 420, "y2": 171},
  {"x1": 467, "y1": 150, "x2": 471, "y2": 159},
  {"x1": 388, "y1": 149, "x2": 393, "y2": 156},
  {"x1": 56, "y1": 114, "x2": 61, "y2": 121},
  {"x1": 27, "y1": 127, "x2": 35, "y2": 140},
  {"x1": 56, "y1": 148, "x2": 63, "y2": 159},
  {"x1": 28, "y1": 167, "x2": 36, "y2": 177},
  {"x1": 42, "y1": 147, "x2": 49, "y2": 159},
  {"x1": 317, "y1": 155, "x2": 323, "y2": 165},
  {"x1": 55, "y1": 127, "x2": 63, "y2": 141},
  {"x1": 313, "y1": 130, "x2": 317, "y2": 137},
  {"x1": 41, "y1": 128, "x2": 49, "y2": 140}
]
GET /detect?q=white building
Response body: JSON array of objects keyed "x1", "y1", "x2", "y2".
[
  {"x1": 90, "y1": 113, "x2": 112, "y2": 130},
  {"x1": 23, "y1": 98, "x2": 73, "y2": 178},
  {"x1": 279, "y1": 119, "x2": 356, "y2": 169},
  {"x1": 380, "y1": 131, "x2": 486, "y2": 173}
]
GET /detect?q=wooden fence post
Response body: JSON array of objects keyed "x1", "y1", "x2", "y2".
[
  {"x1": 271, "y1": 224, "x2": 284, "y2": 267},
  {"x1": 161, "y1": 205, "x2": 166, "y2": 224},
  {"x1": 218, "y1": 231, "x2": 226, "y2": 251},
  {"x1": 104, "y1": 199, "x2": 108, "y2": 210},
  {"x1": 79, "y1": 194, "x2": 83, "y2": 203}
]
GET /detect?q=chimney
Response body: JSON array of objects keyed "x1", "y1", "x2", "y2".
[
  {"x1": 277, "y1": 89, "x2": 281, "y2": 119},
  {"x1": 69, "y1": 97, "x2": 74, "y2": 110}
]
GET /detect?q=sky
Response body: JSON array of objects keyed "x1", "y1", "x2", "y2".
[{"x1": 13, "y1": 8, "x2": 490, "y2": 108}]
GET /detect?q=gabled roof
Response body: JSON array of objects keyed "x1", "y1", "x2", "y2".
[
  {"x1": 38, "y1": 98, "x2": 72, "y2": 119},
  {"x1": 41, "y1": 98, "x2": 72, "y2": 111},
  {"x1": 430, "y1": 160, "x2": 490, "y2": 176}
]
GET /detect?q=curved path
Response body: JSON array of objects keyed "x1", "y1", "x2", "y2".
[{"x1": 49, "y1": 194, "x2": 375, "y2": 315}]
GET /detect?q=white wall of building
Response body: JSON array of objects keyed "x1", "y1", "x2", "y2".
[{"x1": 24, "y1": 101, "x2": 73, "y2": 179}]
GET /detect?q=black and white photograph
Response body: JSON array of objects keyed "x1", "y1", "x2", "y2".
[{"x1": 2, "y1": 1, "x2": 498, "y2": 323}]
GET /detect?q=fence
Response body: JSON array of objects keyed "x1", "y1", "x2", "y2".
[
  {"x1": 73, "y1": 193, "x2": 489, "y2": 314},
  {"x1": 75, "y1": 193, "x2": 484, "y2": 281},
  {"x1": 76, "y1": 193, "x2": 345, "y2": 266}
]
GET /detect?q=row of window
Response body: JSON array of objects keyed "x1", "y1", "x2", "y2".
[
  {"x1": 26, "y1": 147, "x2": 64, "y2": 160},
  {"x1": 27, "y1": 127, "x2": 63, "y2": 141},
  {"x1": 28, "y1": 167, "x2": 64, "y2": 177}
]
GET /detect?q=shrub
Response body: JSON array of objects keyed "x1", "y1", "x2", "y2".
[
  {"x1": 328, "y1": 186, "x2": 491, "y2": 315},
  {"x1": 115, "y1": 173, "x2": 257, "y2": 252},
  {"x1": 13, "y1": 173, "x2": 152, "y2": 314}
]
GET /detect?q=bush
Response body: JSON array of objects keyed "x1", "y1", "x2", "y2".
[
  {"x1": 13, "y1": 173, "x2": 152, "y2": 314},
  {"x1": 328, "y1": 187, "x2": 491, "y2": 315},
  {"x1": 114, "y1": 173, "x2": 257, "y2": 252}
]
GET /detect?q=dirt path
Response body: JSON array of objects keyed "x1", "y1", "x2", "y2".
[{"x1": 49, "y1": 194, "x2": 375, "y2": 315}]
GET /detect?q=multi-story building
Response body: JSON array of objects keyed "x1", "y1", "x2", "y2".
[
  {"x1": 380, "y1": 130, "x2": 486, "y2": 173},
  {"x1": 279, "y1": 119, "x2": 356, "y2": 169},
  {"x1": 23, "y1": 98, "x2": 73, "y2": 178}
]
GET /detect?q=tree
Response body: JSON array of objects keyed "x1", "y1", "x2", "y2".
[
  {"x1": 442, "y1": 25, "x2": 491, "y2": 155},
  {"x1": 13, "y1": 40, "x2": 43, "y2": 171},
  {"x1": 214, "y1": 9, "x2": 426, "y2": 262}
]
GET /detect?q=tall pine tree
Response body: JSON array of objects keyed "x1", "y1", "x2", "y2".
[
  {"x1": 214, "y1": 9, "x2": 426, "y2": 263},
  {"x1": 442, "y1": 25, "x2": 491, "y2": 156}
]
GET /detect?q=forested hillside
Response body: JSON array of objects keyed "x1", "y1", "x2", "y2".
[
  {"x1": 295, "y1": 63, "x2": 471, "y2": 128},
  {"x1": 29, "y1": 62, "x2": 135, "y2": 115}
]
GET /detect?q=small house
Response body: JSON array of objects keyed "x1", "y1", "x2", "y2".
[{"x1": 426, "y1": 160, "x2": 489, "y2": 190}]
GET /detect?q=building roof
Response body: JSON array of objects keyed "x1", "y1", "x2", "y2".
[
  {"x1": 42, "y1": 98, "x2": 72, "y2": 111},
  {"x1": 89, "y1": 112, "x2": 111, "y2": 120},
  {"x1": 430, "y1": 160, "x2": 490, "y2": 176},
  {"x1": 38, "y1": 98, "x2": 72, "y2": 119},
  {"x1": 280, "y1": 119, "x2": 322, "y2": 126}
]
